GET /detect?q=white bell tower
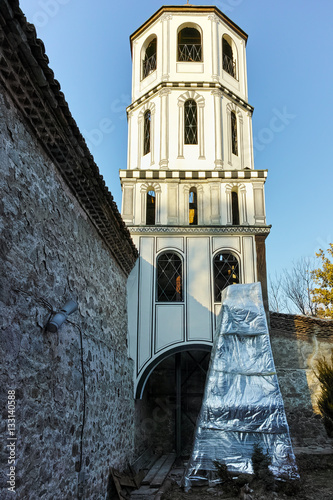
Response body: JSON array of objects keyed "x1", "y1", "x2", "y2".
[{"x1": 120, "y1": 4, "x2": 270, "y2": 398}]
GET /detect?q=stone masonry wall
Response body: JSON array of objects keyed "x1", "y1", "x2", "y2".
[
  {"x1": 0, "y1": 89, "x2": 135, "y2": 499},
  {"x1": 270, "y1": 312, "x2": 333, "y2": 451}
]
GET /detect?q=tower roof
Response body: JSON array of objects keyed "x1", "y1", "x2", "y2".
[{"x1": 130, "y1": 4, "x2": 248, "y2": 53}]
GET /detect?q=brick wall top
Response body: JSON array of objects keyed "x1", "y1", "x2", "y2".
[
  {"x1": 270, "y1": 312, "x2": 333, "y2": 341},
  {"x1": 0, "y1": 0, "x2": 138, "y2": 275}
]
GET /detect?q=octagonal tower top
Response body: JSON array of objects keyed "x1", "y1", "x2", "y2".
[{"x1": 130, "y1": 4, "x2": 249, "y2": 102}]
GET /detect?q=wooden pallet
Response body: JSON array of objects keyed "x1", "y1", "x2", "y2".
[
  {"x1": 130, "y1": 453, "x2": 176, "y2": 499},
  {"x1": 110, "y1": 451, "x2": 176, "y2": 499}
]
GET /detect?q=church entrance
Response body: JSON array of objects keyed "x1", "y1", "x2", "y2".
[{"x1": 135, "y1": 349, "x2": 211, "y2": 457}]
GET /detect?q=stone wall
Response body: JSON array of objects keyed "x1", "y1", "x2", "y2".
[
  {"x1": 270, "y1": 312, "x2": 333, "y2": 451},
  {"x1": 0, "y1": 89, "x2": 135, "y2": 499}
]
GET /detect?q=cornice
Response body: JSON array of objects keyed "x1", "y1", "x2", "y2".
[
  {"x1": 130, "y1": 5, "x2": 248, "y2": 53},
  {"x1": 127, "y1": 81, "x2": 254, "y2": 115},
  {"x1": 0, "y1": 0, "x2": 138, "y2": 275},
  {"x1": 120, "y1": 169, "x2": 267, "y2": 181},
  {"x1": 128, "y1": 225, "x2": 271, "y2": 236}
]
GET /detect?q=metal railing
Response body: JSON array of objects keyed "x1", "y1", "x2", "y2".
[
  {"x1": 178, "y1": 44, "x2": 202, "y2": 62},
  {"x1": 223, "y1": 54, "x2": 237, "y2": 80},
  {"x1": 142, "y1": 53, "x2": 156, "y2": 79}
]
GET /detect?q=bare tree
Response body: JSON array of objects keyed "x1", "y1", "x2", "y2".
[
  {"x1": 269, "y1": 257, "x2": 317, "y2": 316},
  {"x1": 282, "y1": 257, "x2": 317, "y2": 315},
  {"x1": 268, "y1": 272, "x2": 288, "y2": 313}
]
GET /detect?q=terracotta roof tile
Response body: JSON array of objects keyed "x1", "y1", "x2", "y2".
[{"x1": 0, "y1": 0, "x2": 138, "y2": 275}]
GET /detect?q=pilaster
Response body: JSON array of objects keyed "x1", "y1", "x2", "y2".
[
  {"x1": 212, "y1": 89, "x2": 223, "y2": 169},
  {"x1": 159, "y1": 88, "x2": 171, "y2": 169}
]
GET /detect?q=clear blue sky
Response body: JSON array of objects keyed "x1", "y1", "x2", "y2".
[{"x1": 19, "y1": 0, "x2": 333, "y2": 279}]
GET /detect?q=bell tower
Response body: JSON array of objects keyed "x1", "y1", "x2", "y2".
[{"x1": 120, "y1": 4, "x2": 270, "y2": 403}]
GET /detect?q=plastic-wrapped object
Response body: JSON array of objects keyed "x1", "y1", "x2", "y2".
[{"x1": 183, "y1": 283, "x2": 298, "y2": 488}]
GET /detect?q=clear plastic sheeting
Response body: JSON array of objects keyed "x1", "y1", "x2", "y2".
[{"x1": 184, "y1": 283, "x2": 298, "y2": 488}]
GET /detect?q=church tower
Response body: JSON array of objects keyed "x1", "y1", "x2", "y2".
[{"x1": 120, "y1": 4, "x2": 270, "y2": 450}]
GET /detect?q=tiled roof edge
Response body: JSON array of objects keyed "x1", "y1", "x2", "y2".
[
  {"x1": 0, "y1": 0, "x2": 138, "y2": 275},
  {"x1": 270, "y1": 311, "x2": 333, "y2": 338}
]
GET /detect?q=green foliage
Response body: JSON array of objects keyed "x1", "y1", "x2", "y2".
[
  {"x1": 314, "y1": 349, "x2": 333, "y2": 437},
  {"x1": 251, "y1": 441, "x2": 275, "y2": 490},
  {"x1": 311, "y1": 244, "x2": 333, "y2": 318},
  {"x1": 213, "y1": 460, "x2": 240, "y2": 495}
]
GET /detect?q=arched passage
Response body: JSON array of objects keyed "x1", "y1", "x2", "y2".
[{"x1": 135, "y1": 346, "x2": 212, "y2": 456}]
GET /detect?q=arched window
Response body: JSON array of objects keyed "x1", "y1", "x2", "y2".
[
  {"x1": 178, "y1": 27, "x2": 202, "y2": 62},
  {"x1": 232, "y1": 191, "x2": 240, "y2": 225},
  {"x1": 231, "y1": 111, "x2": 238, "y2": 156},
  {"x1": 222, "y1": 35, "x2": 237, "y2": 79},
  {"x1": 157, "y1": 252, "x2": 183, "y2": 302},
  {"x1": 189, "y1": 187, "x2": 198, "y2": 225},
  {"x1": 184, "y1": 99, "x2": 198, "y2": 144},
  {"x1": 146, "y1": 189, "x2": 155, "y2": 225},
  {"x1": 144, "y1": 110, "x2": 151, "y2": 155},
  {"x1": 213, "y1": 252, "x2": 240, "y2": 302},
  {"x1": 142, "y1": 37, "x2": 157, "y2": 79}
]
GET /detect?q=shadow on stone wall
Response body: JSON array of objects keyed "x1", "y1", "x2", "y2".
[{"x1": 270, "y1": 312, "x2": 333, "y2": 449}]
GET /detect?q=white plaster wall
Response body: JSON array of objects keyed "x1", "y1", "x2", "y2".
[
  {"x1": 127, "y1": 89, "x2": 254, "y2": 172},
  {"x1": 121, "y1": 178, "x2": 267, "y2": 227},
  {"x1": 131, "y1": 10, "x2": 248, "y2": 101},
  {"x1": 128, "y1": 233, "x2": 257, "y2": 391}
]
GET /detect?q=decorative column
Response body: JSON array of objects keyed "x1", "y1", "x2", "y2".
[
  {"x1": 247, "y1": 110, "x2": 254, "y2": 170},
  {"x1": 209, "y1": 15, "x2": 219, "y2": 81},
  {"x1": 137, "y1": 114, "x2": 143, "y2": 169},
  {"x1": 155, "y1": 185, "x2": 161, "y2": 225},
  {"x1": 122, "y1": 182, "x2": 135, "y2": 224},
  {"x1": 140, "y1": 185, "x2": 147, "y2": 225},
  {"x1": 178, "y1": 100, "x2": 185, "y2": 159},
  {"x1": 127, "y1": 110, "x2": 133, "y2": 169},
  {"x1": 253, "y1": 182, "x2": 266, "y2": 224},
  {"x1": 183, "y1": 185, "x2": 190, "y2": 225},
  {"x1": 225, "y1": 186, "x2": 232, "y2": 224},
  {"x1": 159, "y1": 89, "x2": 171, "y2": 169},
  {"x1": 150, "y1": 106, "x2": 156, "y2": 166},
  {"x1": 197, "y1": 185, "x2": 204, "y2": 225},
  {"x1": 212, "y1": 89, "x2": 223, "y2": 169},
  {"x1": 227, "y1": 105, "x2": 232, "y2": 166},
  {"x1": 132, "y1": 40, "x2": 138, "y2": 99},
  {"x1": 198, "y1": 102, "x2": 205, "y2": 160},
  {"x1": 161, "y1": 14, "x2": 172, "y2": 81},
  {"x1": 239, "y1": 113, "x2": 244, "y2": 169},
  {"x1": 239, "y1": 184, "x2": 248, "y2": 224},
  {"x1": 167, "y1": 182, "x2": 179, "y2": 224},
  {"x1": 210, "y1": 183, "x2": 221, "y2": 224},
  {"x1": 241, "y1": 39, "x2": 248, "y2": 98}
]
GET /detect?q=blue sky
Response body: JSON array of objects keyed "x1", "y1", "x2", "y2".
[{"x1": 19, "y1": 0, "x2": 333, "y2": 278}]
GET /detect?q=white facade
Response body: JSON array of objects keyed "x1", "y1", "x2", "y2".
[{"x1": 120, "y1": 5, "x2": 270, "y2": 397}]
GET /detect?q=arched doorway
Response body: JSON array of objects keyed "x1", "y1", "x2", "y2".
[{"x1": 135, "y1": 348, "x2": 211, "y2": 457}]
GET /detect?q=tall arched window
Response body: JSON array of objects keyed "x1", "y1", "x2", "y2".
[
  {"x1": 142, "y1": 37, "x2": 157, "y2": 79},
  {"x1": 232, "y1": 191, "x2": 240, "y2": 225},
  {"x1": 144, "y1": 110, "x2": 151, "y2": 155},
  {"x1": 222, "y1": 35, "x2": 237, "y2": 79},
  {"x1": 178, "y1": 27, "x2": 202, "y2": 62},
  {"x1": 146, "y1": 189, "x2": 155, "y2": 225},
  {"x1": 213, "y1": 252, "x2": 240, "y2": 302},
  {"x1": 157, "y1": 252, "x2": 183, "y2": 302},
  {"x1": 189, "y1": 187, "x2": 198, "y2": 225},
  {"x1": 184, "y1": 99, "x2": 198, "y2": 144},
  {"x1": 231, "y1": 111, "x2": 238, "y2": 156}
]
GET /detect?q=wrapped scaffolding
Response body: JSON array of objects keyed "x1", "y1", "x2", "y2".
[{"x1": 184, "y1": 283, "x2": 298, "y2": 488}]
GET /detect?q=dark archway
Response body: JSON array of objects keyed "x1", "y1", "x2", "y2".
[{"x1": 135, "y1": 347, "x2": 211, "y2": 456}]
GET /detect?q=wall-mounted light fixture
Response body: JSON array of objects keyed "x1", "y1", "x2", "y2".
[{"x1": 46, "y1": 299, "x2": 78, "y2": 333}]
